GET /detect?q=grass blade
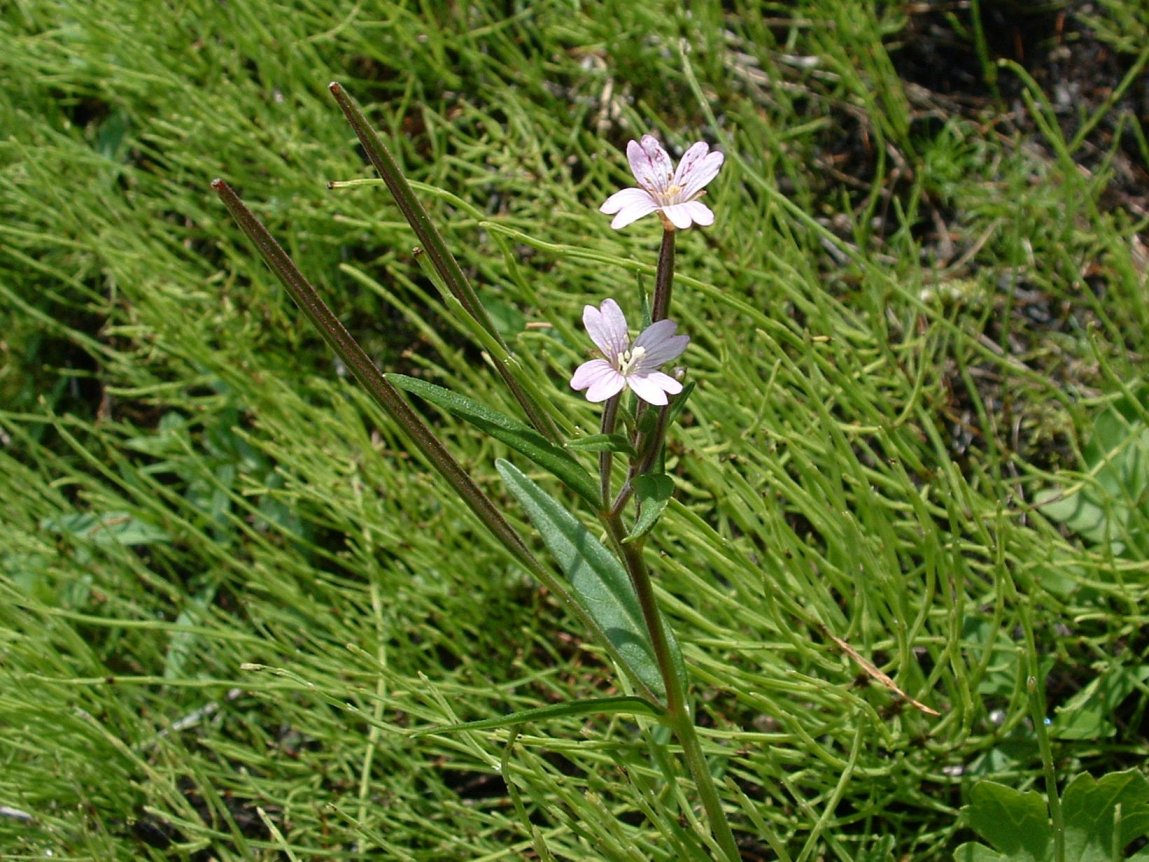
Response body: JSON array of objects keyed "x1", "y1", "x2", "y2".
[{"x1": 413, "y1": 695, "x2": 663, "y2": 736}]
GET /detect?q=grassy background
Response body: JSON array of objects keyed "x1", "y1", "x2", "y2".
[{"x1": 3, "y1": 1, "x2": 1148, "y2": 859}]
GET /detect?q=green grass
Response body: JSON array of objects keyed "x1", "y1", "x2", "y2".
[{"x1": 3, "y1": 1, "x2": 1149, "y2": 859}]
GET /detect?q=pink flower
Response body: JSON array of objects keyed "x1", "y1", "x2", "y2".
[
  {"x1": 570, "y1": 299, "x2": 689, "y2": 406},
  {"x1": 600, "y1": 135, "x2": 724, "y2": 231}
]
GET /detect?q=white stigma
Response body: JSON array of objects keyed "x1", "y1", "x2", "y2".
[{"x1": 616, "y1": 345, "x2": 646, "y2": 375}]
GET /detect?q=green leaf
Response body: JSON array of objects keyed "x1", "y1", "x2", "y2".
[
  {"x1": 1039, "y1": 399, "x2": 1149, "y2": 559},
  {"x1": 496, "y1": 459, "x2": 685, "y2": 702},
  {"x1": 1051, "y1": 665, "x2": 1149, "y2": 740},
  {"x1": 626, "y1": 473, "x2": 674, "y2": 542},
  {"x1": 413, "y1": 695, "x2": 663, "y2": 736},
  {"x1": 1036, "y1": 488, "x2": 1114, "y2": 548},
  {"x1": 962, "y1": 781, "x2": 1051, "y2": 861},
  {"x1": 636, "y1": 405, "x2": 660, "y2": 436},
  {"x1": 164, "y1": 594, "x2": 214, "y2": 681},
  {"x1": 1062, "y1": 769, "x2": 1149, "y2": 862},
  {"x1": 855, "y1": 834, "x2": 897, "y2": 862},
  {"x1": 952, "y1": 843, "x2": 1006, "y2": 862},
  {"x1": 390, "y1": 374, "x2": 600, "y2": 508},
  {"x1": 40, "y1": 511, "x2": 170, "y2": 547},
  {"x1": 957, "y1": 770, "x2": 1149, "y2": 862}
]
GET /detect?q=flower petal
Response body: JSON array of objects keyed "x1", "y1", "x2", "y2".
[
  {"x1": 676, "y1": 147, "x2": 724, "y2": 199},
  {"x1": 627, "y1": 135, "x2": 673, "y2": 194},
  {"x1": 685, "y1": 199, "x2": 716, "y2": 226},
  {"x1": 600, "y1": 187, "x2": 659, "y2": 229},
  {"x1": 661, "y1": 200, "x2": 714, "y2": 229},
  {"x1": 583, "y1": 299, "x2": 629, "y2": 360},
  {"x1": 586, "y1": 367, "x2": 627, "y2": 402},
  {"x1": 672, "y1": 142, "x2": 708, "y2": 186},
  {"x1": 611, "y1": 200, "x2": 659, "y2": 229},
  {"x1": 626, "y1": 371, "x2": 683, "y2": 406},
  {"x1": 660, "y1": 202, "x2": 698, "y2": 230},
  {"x1": 600, "y1": 187, "x2": 651, "y2": 215},
  {"x1": 571, "y1": 359, "x2": 622, "y2": 401},
  {"x1": 633, "y1": 319, "x2": 689, "y2": 367}
]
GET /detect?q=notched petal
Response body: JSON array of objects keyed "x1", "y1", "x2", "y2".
[
  {"x1": 583, "y1": 299, "x2": 629, "y2": 359},
  {"x1": 628, "y1": 136, "x2": 673, "y2": 193},
  {"x1": 633, "y1": 319, "x2": 678, "y2": 348},
  {"x1": 597, "y1": 298, "x2": 628, "y2": 341},
  {"x1": 673, "y1": 141, "x2": 711, "y2": 187},
  {"x1": 678, "y1": 149, "x2": 724, "y2": 198},
  {"x1": 635, "y1": 327, "x2": 689, "y2": 367},
  {"x1": 682, "y1": 200, "x2": 715, "y2": 227}
]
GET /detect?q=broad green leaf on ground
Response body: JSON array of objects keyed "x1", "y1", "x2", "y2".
[
  {"x1": 1038, "y1": 397, "x2": 1149, "y2": 559},
  {"x1": 954, "y1": 845, "x2": 1012, "y2": 862},
  {"x1": 496, "y1": 459, "x2": 685, "y2": 703},
  {"x1": 955, "y1": 770, "x2": 1149, "y2": 862},
  {"x1": 1051, "y1": 664, "x2": 1149, "y2": 739},
  {"x1": 954, "y1": 781, "x2": 1051, "y2": 862},
  {"x1": 40, "y1": 511, "x2": 170, "y2": 547},
  {"x1": 164, "y1": 595, "x2": 213, "y2": 681},
  {"x1": 390, "y1": 374, "x2": 600, "y2": 508},
  {"x1": 1062, "y1": 769, "x2": 1149, "y2": 862}
]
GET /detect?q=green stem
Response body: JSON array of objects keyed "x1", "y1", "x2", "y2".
[
  {"x1": 603, "y1": 515, "x2": 739, "y2": 860},
  {"x1": 607, "y1": 523, "x2": 682, "y2": 715},
  {"x1": 968, "y1": 0, "x2": 999, "y2": 96},
  {"x1": 1028, "y1": 672, "x2": 1063, "y2": 862},
  {"x1": 670, "y1": 709, "x2": 740, "y2": 862},
  {"x1": 606, "y1": 226, "x2": 730, "y2": 847},
  {"x1": 328, "y1": 82, "x2": 561, "y2": 443},
  {"x1": 650, "y1": 228, "x2": 676, "y2": 322}
]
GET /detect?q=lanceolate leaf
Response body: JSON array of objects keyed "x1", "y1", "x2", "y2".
[
  {"x1": 497, "y1": 459, "x2": 684, "y2": 703},
  {"x1": 390, "y1": 374, "x2": 600, "y2": 508},
  {"x1": 626, "y1": 473, "x2": 675, "y2": 543}
]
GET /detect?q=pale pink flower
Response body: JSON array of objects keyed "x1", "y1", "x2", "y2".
[
  {"x1": 570, "y1": 299, "x2": 689, "y2": 406},
  {"x1": 600, "y1": 135, "x2": 724, "y2": 230}
]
